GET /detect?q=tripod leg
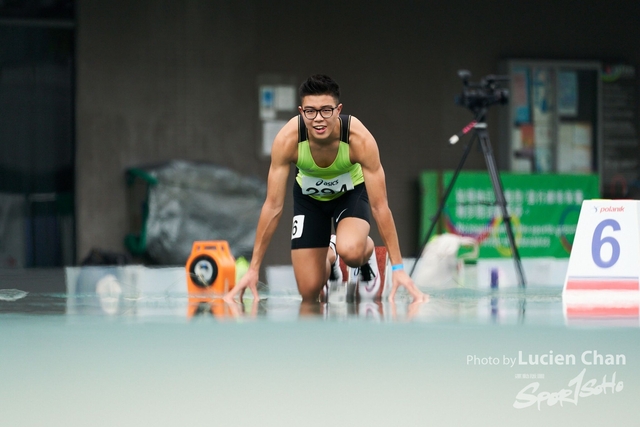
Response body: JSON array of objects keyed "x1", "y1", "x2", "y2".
[
  {"x1": 410, "y1": 135, "x2": 477, "y2": 278},
  {"x1": 477, "y1": 130, "x2": 527, "y2": 287}
]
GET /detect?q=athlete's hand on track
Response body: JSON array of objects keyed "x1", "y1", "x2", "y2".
[
  {"x1": 387, "y1": 269, "x2": 429, "y2": 303},
  {"x1": 223, "y1": 267, "x2": 260, "y2": 303}
]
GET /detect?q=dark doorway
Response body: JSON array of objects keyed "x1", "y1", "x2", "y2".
[{"x1": 0, "y1": 1, "x2": 75, "y2": 267}]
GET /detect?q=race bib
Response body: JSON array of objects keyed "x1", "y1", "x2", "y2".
[
  {"x1": 301, "y1": 172, "x2": 354, "y2": 196},
  {"x1": 291, "y1": 215, "x2": 304, "y2": 239}
]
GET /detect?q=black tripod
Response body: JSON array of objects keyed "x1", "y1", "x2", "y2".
[{"x1": 410, "y1": 107, "x2": 526, "y2": 287}]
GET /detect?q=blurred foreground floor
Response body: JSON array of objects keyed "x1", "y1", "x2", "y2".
[{"x1": 1, "y1": 266, "x2": 639, "y2": 427}]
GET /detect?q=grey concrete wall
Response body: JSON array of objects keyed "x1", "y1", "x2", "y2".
[{"x1": 76, "y1": 0, "x2": 640, "y2": 267}]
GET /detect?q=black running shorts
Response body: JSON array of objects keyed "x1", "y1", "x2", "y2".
[{"x1": 291, "y1": 182, "x2": 371, "y2": 249}]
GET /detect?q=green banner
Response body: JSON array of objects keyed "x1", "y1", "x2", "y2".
[
  {"x1": 420, "y1": 171, "x2": 600, "y2": 258},
  {"x1": 419, "y1": 171, "x2": 439, "y2": 240}
]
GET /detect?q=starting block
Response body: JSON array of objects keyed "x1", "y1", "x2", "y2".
[
  {"x1": 185, "y1": 240, "x2": 236, "y2": 295},
  {"x1": 563, "y1": 200, "x2": 640, "y2": 325}
]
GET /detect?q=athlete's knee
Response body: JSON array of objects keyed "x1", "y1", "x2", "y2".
[
  {"x1": 299, "y1": 286, "x2": 323, "y2": 302},
  {"x1": 337, "y1": 236, "x2": 373, "y2": 267},
  {"x1": 296, "y1": 278, "x2": 324, "y2": 302},
  {"x1": 337, "y1": 243, "x2": 367, "y2": 267}
]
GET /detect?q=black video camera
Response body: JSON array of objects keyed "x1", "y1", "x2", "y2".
[{"x1": 454, "y1": 70, "x2": 509, "y2": 112}]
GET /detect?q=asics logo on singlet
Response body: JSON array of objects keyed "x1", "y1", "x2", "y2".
[{"x1": 316, "y1": 179, "x2": 339, "y2": 186}]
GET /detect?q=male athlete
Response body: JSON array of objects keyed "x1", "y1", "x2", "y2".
[{"x1": 224, "y1": 74, "x2": 426, "y2": 304}]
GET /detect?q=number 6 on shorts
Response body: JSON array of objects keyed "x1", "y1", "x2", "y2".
[{"x1": 292, "y1": 215, "x2": 305, "y2": 239}]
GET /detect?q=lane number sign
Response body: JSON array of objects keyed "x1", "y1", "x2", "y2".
[{"x1": 564, "y1": 200, "x2": 640, "y2": 292}]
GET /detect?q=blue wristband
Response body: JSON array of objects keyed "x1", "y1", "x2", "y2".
[{"x1": 391, "y1": 263, "x2": 404, "y2": 271}]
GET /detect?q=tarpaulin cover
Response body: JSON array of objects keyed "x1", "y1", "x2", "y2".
[{"x1": 128, "y1": 161, "x2": 265, "y2": 265}]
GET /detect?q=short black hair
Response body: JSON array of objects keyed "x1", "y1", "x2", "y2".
[{"x1": 298, "y1": 74, "x2": 340, "y2": 101}]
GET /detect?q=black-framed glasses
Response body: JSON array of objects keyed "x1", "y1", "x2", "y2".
[{"x1": 301, "y1": 106, "x2": 338, "y2": 120}]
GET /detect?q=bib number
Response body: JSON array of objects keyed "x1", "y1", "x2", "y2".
[
  {"x1": 291, "y1": 215, "x2": 304, "y2": 239},
  {"x1": 301, "y1": 172, "x2": 354, "y2": 196}
]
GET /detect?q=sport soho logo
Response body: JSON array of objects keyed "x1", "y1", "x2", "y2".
[{"x1": 467, "y1": 350, "x2": 626, "y2": 410}]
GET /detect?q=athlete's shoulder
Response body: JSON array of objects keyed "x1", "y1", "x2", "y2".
[
  {"x1": 344, "y1": 115, "x2": 375, "y2": 145},
  {"x1": 343, "y1": 115, "x2": 379, "y2": 166},
  {"x1": 271, "y1": 116, "x2": 301, "y2": 162}
]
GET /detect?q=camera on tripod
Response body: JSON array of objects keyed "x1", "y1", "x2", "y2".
[
  {"x1": 454, "y1": 70, "x2": 509, "y2": 112},
  {"x1": 412, "y1": 69, "x2": 526, "y2": 286}
]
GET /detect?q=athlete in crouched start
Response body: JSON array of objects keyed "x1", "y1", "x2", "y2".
[{"x1": 224, "y1": 74, "x2": 427, "y2": 305}]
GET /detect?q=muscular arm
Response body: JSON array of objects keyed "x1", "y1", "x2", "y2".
[
  {"x1": 348, "y1": 117, "x2": 427, "y2": 302},
  {"x1": 348, "y1": 117, "x2": 403, "y2": 265},
  {"x1": 247, "y1": 155, "x2": 289, "y2": 272},
  {"x1": 224, "y1": 117, "x2": 298, "y2": 301}
]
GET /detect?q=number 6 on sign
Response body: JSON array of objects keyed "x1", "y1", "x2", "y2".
[
  {"x1": 591, "y1": 219, "x2": 621, "y2": 268},
  {"x1": 564, "y1": 200, "x2": 640, "y2": 292}
]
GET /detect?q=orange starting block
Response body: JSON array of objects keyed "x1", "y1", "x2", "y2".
[{"x1": 185, "y1": 240, "x2": 236, "y2": 295}]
